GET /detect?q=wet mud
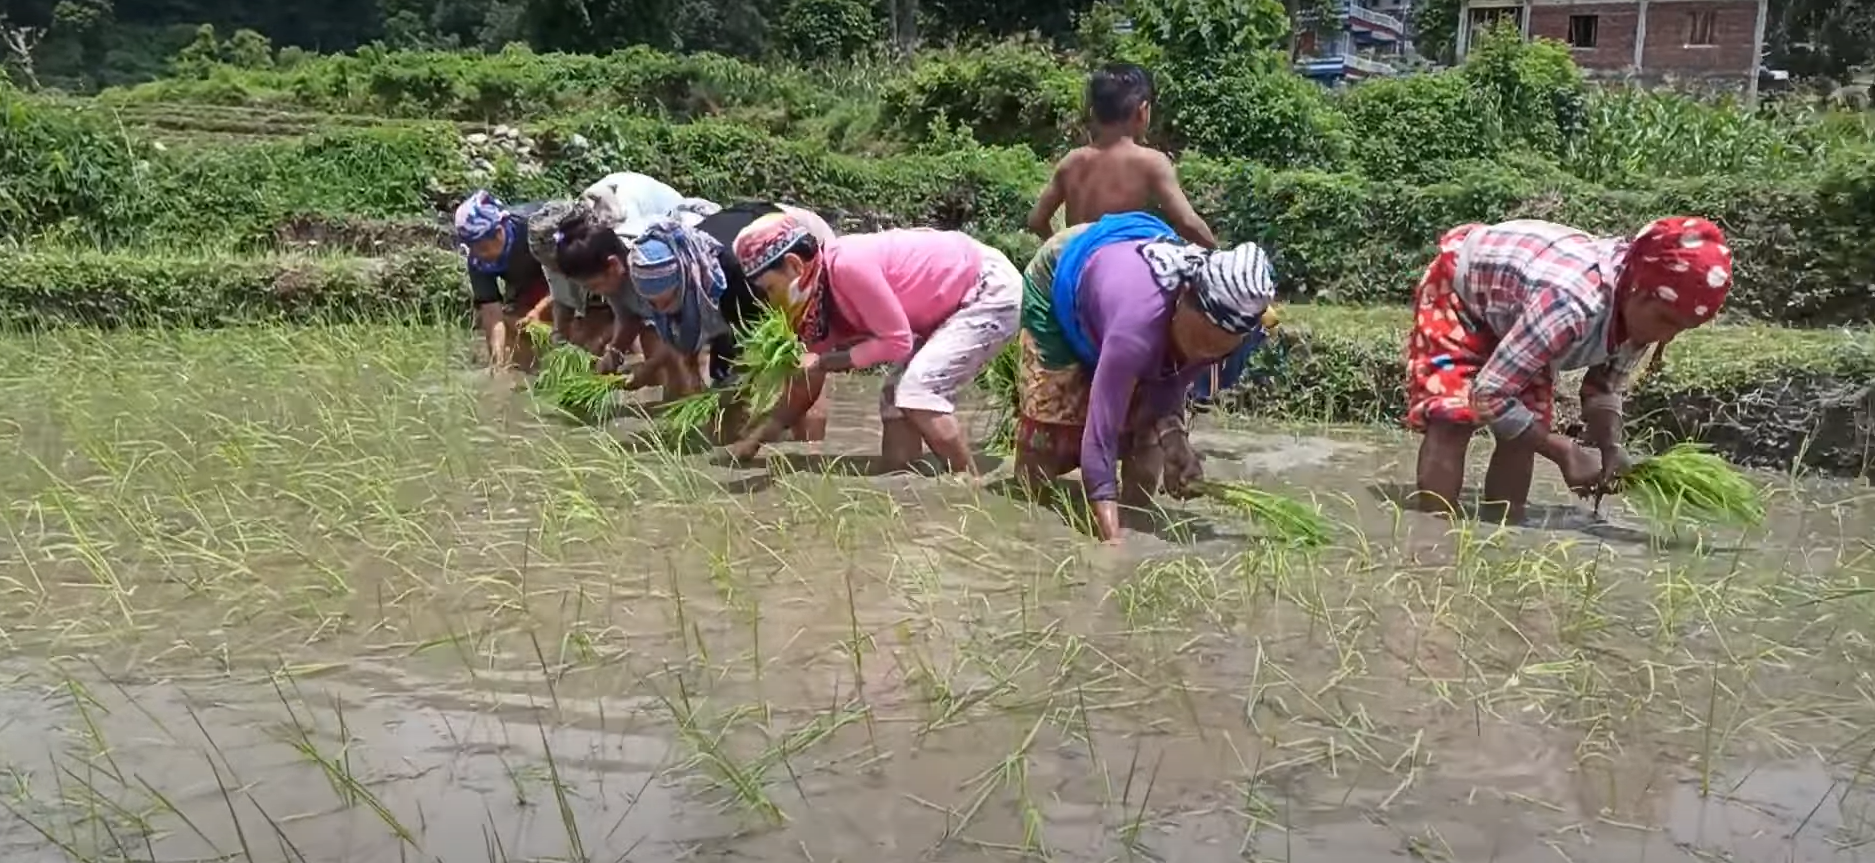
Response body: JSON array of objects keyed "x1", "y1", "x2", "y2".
[{"x1": 2, "y1": 324, "x2": 1873, "y2": 862}]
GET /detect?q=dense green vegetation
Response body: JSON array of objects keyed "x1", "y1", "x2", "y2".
[{"x1": 1, "y1": 11, "x2": 1870, "y2": 472}]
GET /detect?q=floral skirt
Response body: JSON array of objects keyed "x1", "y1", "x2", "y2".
[{"x1": 1404, "y1": 225, "x2": 1553, "y2": 432}]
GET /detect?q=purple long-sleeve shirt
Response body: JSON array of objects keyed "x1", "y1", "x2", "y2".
[{"x1": 1078, "y1": 243, "x2": 1204, "y2": 502}]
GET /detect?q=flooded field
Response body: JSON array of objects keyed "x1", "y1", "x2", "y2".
[{"x1": 1, "y1": 322, "x2": 1873, "y2": 863}]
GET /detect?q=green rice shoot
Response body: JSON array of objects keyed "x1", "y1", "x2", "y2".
[
  {"x1": 1190, "y1": 480, "x2": 1332, "y2": 548},
  {"x1": 522, "y1": 322, "x2": 627, "y2": 423},
  {"x1": 1613, "y1": 442, "x2": 1765, "y2": 527},
  {"x1": 654, "y1": 389, "x2": 722, "y2": 442},
  {"x1": 977, "y1": 341, "x2": 1019, "y2": 456},
  {"x1": 730, "y1": 305, "x2": 807, "y2": 417}
]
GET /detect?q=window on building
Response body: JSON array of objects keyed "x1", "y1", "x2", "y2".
[
  {"x1": 1567, "y1": 14, "x2": 1599, "y2": 48},
  {"x1": 1687, "y1": 10, "x2": 1717, "y2": 45}
]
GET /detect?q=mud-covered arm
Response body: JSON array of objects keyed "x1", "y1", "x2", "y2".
[
  {"x1": 1578, "y1": 344, "x2": 1649, "y2": 449},
  {"x1": 1472, "y1": 287, "x2": 1592, "y2": 441}
]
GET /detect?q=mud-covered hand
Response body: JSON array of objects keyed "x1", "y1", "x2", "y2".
[
  {"x1": 596, "y1": 347, "x2": 629, "y2": 375},
  {"x1": 724, "y1": 437, "x2": 764, "y2": 463},
  {"x1": 1157, "y1": 419, "x2": 1204, "y2": 499},
  {"x1": 1598, "y1": 444, "x2": 1635, "y2": 486},
  {"x1": 1559, "y1": 443, "x2": 1605, "y2": 496}
]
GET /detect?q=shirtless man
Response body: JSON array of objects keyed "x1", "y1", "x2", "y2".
[{"x1": 1025, "y1": 63, "x2": 1217, "y2": 249}]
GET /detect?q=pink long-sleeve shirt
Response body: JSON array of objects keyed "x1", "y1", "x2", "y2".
[{"x1": 811, "y1": 229, "x2": 984, "y2": 367}]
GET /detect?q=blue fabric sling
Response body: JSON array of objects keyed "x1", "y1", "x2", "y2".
[{"x1": 1050, "y1": 211, "x2": 1179, "y2": 366}]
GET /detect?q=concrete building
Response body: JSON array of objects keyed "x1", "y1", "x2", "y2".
[
  {"x1": 1296, "y1": 0, "x2": 1413, "y2": 84},
  {"x1": 1456, "y1": 0, "x2": 1770, "y2": 100}
]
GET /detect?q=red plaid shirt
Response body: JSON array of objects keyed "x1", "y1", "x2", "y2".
[{"x1": 1455, "y1": 220, "x2": 1650, "y2": 439}]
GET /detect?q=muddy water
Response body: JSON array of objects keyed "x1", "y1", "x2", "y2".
[{"x1": 2, "y1": 325, "x2": 1874, "y2": 862}]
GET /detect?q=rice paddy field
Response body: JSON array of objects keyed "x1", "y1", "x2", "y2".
[{"x1": 2, "y1": 321, "x2": 1874, "y2": 863}]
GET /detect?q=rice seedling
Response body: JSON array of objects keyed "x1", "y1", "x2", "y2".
[
  {"x1": 976, "y1": 341, "x2": 1019, "y2": 456},
  {"x1": 1189, "y1": 480, "x2": 1332, "y2": 548},
  {"x1": 2, "y1": 317, "x2": 1872, "y2": 863},
  {"x1": 730, "y1": 305, "x2": 806, "y2": 416},
  {"x1": 523, "y1": 322, "x2": 628, "y2": 422},
  {"x1": 654, "y1": 389, "x2": 723, "y2": 441},
  {"x1": 1610, "y1": 442, "x2": 1767, "y2": 527}
]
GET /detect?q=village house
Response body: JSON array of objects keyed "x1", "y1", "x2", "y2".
[{"x1": 1456, "y1": 0, "x2": 1770, "y2": 99}]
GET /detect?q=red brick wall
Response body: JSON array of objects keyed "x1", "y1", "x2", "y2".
[
  {"x1": 1642, "y1": 0, "x2": 1758, "y2": 77},
  {"x1": 1529, "y1": 3, "x2": 1641, "y2": 71}
]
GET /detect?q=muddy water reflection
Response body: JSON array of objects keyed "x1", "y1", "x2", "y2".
[{"x1": 1, "y1": 340, "x2": 1873, "y2": 862}]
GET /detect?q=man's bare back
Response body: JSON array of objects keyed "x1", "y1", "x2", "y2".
[{"x1": 1027, "y1": 139, "x2": 1217, "y2": 248}]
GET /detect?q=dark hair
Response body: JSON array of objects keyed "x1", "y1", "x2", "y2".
[
  {"x1": 552, "y1": 211, "x2": 629, "y2": 279},
  {"x1": 1088, "y1": 63, "x2": 1154, "y2": 126}
]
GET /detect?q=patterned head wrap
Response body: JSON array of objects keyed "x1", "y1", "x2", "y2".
[
  {"x1": 525, "y1": 199, "x2": 581, "y2": 272},
  {"x1": 1138, "y1": 241, "x2": 1278, "y2": 335},
  {"x1": 454, "y1": 190, "x2": 516, "y2": 274},
  {"x1": 1621, "y1": 216, "x2": 1732, "y2": 324},
  {"x1": 733, "y1": 213, "x2": 829, "y2": 338},
  {"x1": 630, "y1": 219, "x2": 729, "y2": 353}
]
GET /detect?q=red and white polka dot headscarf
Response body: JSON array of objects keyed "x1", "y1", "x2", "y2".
[{"x1": 1623, "y1": 216, "x2": 1733, "y2": 324}]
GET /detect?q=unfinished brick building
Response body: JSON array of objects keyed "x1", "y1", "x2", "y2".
[{"x1": 1456, "y1": 0, "x2": 1769, "y2": 98}]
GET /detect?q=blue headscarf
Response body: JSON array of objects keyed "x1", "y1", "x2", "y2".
[
  {"x1": 455, "y1": 190, "x2": 517, "y2": 275},
  {"x1": 1050, "y1": 212, "x2": 1179, "y2": 366},
  {"x1": 629, "y1": 218, "x2": 728, "y2": 355}
]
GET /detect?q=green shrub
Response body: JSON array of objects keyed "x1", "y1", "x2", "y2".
[
  {"x1": 0, "y1": 84, "x2": 157, "y2": 245},
  {"x1": 533, "y1": 112, "x2": 1050, "y2": 232},
  {"x1": 1220, "y1": 156, "x2": 1875, "y2": 326},
  {"x1": 0, "y1": 248, "x2": 464, "y2": 329},
  {"x1": 106, "y1": 45, "x2": 836, "y2": 126},
  {"x1": 877, "y1": 40, "x2": 1083, "y2": 155},
  {"x1": 774, "y1": 0, "x2": 881, "y2": 63},
  {"x1": 1335, "y1": 72, "x2": 1500, "y2": 180},
  {"x1": 1162, "y1": 56, "x2": 1353, "y2": 169}
]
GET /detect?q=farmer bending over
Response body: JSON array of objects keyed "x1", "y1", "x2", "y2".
[
  {"x1": 727, "y1": 214, "x2": 1023, "y2": 474},
  {"x1": 525, "y1": 198, "x2": 648, "y2": 358},
  {"x1": 1014, "y1": 211, "x2": 1276, "y2": 545},
  {"x1": 1406, "y1": 216, "x2": 1733, "y2": 522},
  {"x1": 456, "y1": 190, "x2": 555, "y2": 371},
  {"x1": 1025, "y1": 63, "x2": 1214, "y2": 249}
]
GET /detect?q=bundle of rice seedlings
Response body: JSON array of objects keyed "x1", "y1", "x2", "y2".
[
  {"x1": 976, "y1": 341, "x2": 1020, "y2": 455},
  {"x1": 653, "y1": 389, "x2": 722, "y2": 442},
  {"x1": 1611, "y1": 442, "x2": 1765, "y2": 526},
  {"x1": 548, "y1": 369, "x2": 628, "y2": 422},
  {"x1": 521, "y1": 324, "x2": 628, "y2": 422},
  {"x1": 1190, "y1": 480, "x2": 1332, "y2": 548},
  {"x1": 730, "y1": 305, "x2": 806, "y2": 416}
]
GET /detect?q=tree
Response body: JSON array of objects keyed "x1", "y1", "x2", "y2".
[
  {"x1": 0, "y1": 16, "x2": 47, "y2": 88},
  {"x1": 170, "y1": 23, "x2": 221, "y2": 78},
  {"x1": 52, "y1": 0, "x2": 112, "y2": 85},
  {"x1": 225, "y1": 27, "x2": 274, "y2": 67}
]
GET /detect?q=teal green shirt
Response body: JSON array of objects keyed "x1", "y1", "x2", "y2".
[{"x1": 1020, "y1": 223, "x2": 1091, "y2": 370}]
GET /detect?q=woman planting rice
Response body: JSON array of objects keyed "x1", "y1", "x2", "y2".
[
  {"x1": 1013, "y1": 212, "x2": 1278, "y2": 545},
  {"x1": 726, "y1": 214, "x2": 1024, "y2": 474},
  {"x1": 524, "y1": 198, "x2": 650, "y2": 359},
  {"x1": 548, "y1": 201, "x2": 835, "y2": 438},
  {"x1": 1406, "y1": 216, "x2": 1734, "y2": 522},
  {"x1": 456, "y1": 191, "x2": 555, "y2": 371}
]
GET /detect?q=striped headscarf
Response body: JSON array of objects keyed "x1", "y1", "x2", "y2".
[
  {"x1": 455, "y1": 190, "x2": 516, "y2": 274},
  {"x1": 629, "y1": 218, "x2": 729, "y2": 353},
  {"x1": 1139, "y1": 241, "x2": 1278, "y2": 335}
]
